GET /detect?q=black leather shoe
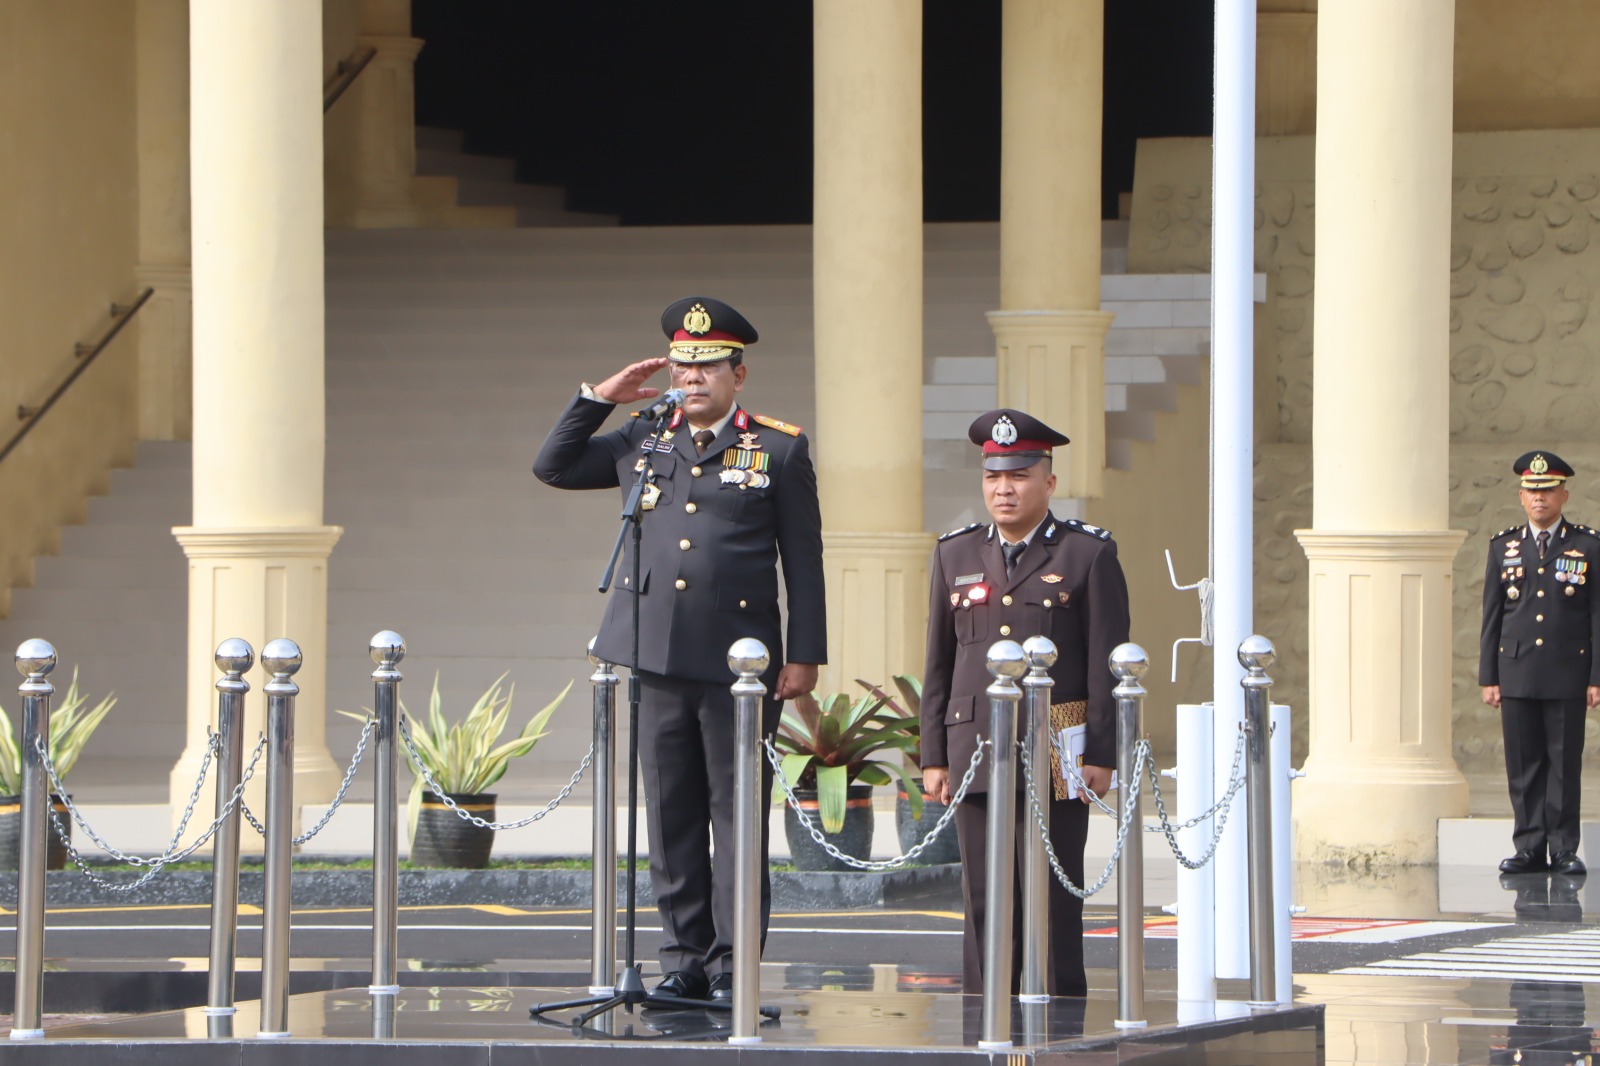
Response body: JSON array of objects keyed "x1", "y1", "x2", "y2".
[
  {"x1": 1551, "y1": 851, "x2": 1588, "y2": 876},
  {"x1": 707, "y1": 972, "x2": 734, "y2": 1001},
  {"x1": 653, "y1": 970, "x2": 709, "y2": 999},
  {"x1": 1499, "y1": 850, "x2": 1550, "y2": 875}
]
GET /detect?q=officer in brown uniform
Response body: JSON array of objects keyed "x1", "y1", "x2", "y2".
[
  {"x1": 920, "y1": 409, "x2": 1130, "y2": 995},
  {"x1": 534, "y1": 297, "x2": 826, "y2": 1000},
  {"x1": 1480, "y1": 450, "x2": 1600, "y2": 877}
]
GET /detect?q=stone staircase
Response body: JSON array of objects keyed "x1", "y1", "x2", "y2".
[
  {"x1": 0, "y1": 220, "x2": 1232, "y2": 807},
  {"x1": 415, "y1": 127, "x2": 620, "y2": 228}
]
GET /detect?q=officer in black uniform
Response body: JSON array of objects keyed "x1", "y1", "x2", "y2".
[
  {"x1": 1480, "y1": 450, "x2": 1600, "y2": 876},
  {"x1": 534, "y1": 297, "x2": 827, "y2": 1000},
  {"x1": 920, "y1": 409, "x2": 1130, "y2": 995}
]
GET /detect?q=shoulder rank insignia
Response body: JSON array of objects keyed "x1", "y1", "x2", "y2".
[
  {"x1": 1493, "y1": 525, "x2": 1522, "y2": 540},
  {"x1": 752, "y1": 413, "x2": 801, "y2": 436},
  {"x1": 1064, "y1": 518, "x2": 1113, "y2": 541},
  {"x1": 939, "y1": 522, "x2": 983, "y2": 542}
]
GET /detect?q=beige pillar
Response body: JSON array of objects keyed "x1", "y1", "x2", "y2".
[
  {"x1": 1293, "y1": 0, "x2": 1466, "y2": 865},
  {"x1": 134, "y1": 0, "x2": 192, "y2": 441},
  {"x1": 813, "y1": 0, "x2": 932, "y2": 696},
  {"x1": 990, "y1": 0, "x2": 1112, "y2": 499},
  {"x1": 1257, "y1": 3, "x2": 1317, "y2": 136},
  {"x1": 172, "y1": 0, "x2": 342, "y2": 838}
]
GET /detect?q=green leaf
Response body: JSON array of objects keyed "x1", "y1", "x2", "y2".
[{"x1": 815, "y1": 763, "x2": 851, "y2": 834}]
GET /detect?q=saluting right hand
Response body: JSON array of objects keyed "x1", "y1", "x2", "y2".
[{"x1": 593, "y1": 357, "x2": 670, "y2": 405}]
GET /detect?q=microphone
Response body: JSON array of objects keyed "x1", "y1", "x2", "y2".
[{"x1": 636, "y1": 388, "x2": 686, "y2": 421}]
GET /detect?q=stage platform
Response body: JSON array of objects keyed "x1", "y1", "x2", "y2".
[{"x1": 11, "y1": 984, "x2": 1323, "y2": 1064}]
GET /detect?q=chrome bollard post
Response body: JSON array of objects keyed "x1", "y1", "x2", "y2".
[
  {"x1": 1239, "y1": 635, "x2": 1279, "y2": 1008},
  {"x1": 978, "y1": 640, "x2": 1026, "y2": 1051},
  {"x1": 1018, "y1": 635, "x2": 1057, "y2": 1004},
  {"x1": 206, "y1": 638, "x2": 254, "y2": 1015},
  {"x1": 588, "y1": 638, "x2": 619, "y2": 996},
  {"x1": 1110, "y1": 644, "x2": 1149, "y2": 1029},
  {"x1": 369, "y1": 631, "x2": 405, "y2": 996},
  {"x1": 257, "y1": 639, "x2": 302, "y2": 1039},
  {"x1": 727, "y1": 637, "x2": 770, "y2": 1045},
  {"x1": 11, "y1": 639, "x2": 55, "y2": 1040}
]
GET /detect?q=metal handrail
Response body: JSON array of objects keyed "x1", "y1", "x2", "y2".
[
  {"x1": 324, "y1": 45, "x2": 377, "y2": 113},
  {"x1": 0, "y1": 288, "x2": 154, "y2": 467}
]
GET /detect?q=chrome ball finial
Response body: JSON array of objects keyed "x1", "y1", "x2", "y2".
[
  {"x1": 214, "y1": 638, "x2": 255, "y2": 676},
  {"x1": 261, "y1": 638, "x2": 303, "y2": 677},
  {"x1": 1237, "y1": 634, "x2": 1277, "y2": 672},
  {"x1": 369, "y1": 630, "x2": 406, "y2": 666},
  {"x1": 1109, "y1": 642, "x2": 1150, "y2": 682},
  {"x1": 1022, "y1": 635, "x2": 1058, "y2": 671},
  {"x1": 986, "y1": 640, "x2": 1028, "y2": 681},
  {"x1": 727, "y1": 638, "x2": 770, "y2": 678},
  {"x1": 587, "y1": 636, "x2": 603, "y2": 668},
  {"x1": 14, "y1": 639, "x2": 56, "y2": 679}
]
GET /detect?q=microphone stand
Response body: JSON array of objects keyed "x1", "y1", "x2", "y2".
[{"x1": 532, "y1": 405, "x2": 777, "y2": 1027}]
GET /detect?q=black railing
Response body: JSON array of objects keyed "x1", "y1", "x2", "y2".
[
  {"x1": 0, "y1": 289, "x2": 154, "y2": 466},
  {"x1": 324, "y1": 46, "x2": 377, "y2": 113}
]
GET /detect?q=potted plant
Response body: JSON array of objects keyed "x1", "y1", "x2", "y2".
[
  {"x1": 0, "y1": 668, "x2": 117, "y2": 869},
  {"x1": 340, "y1": 672, "x2": 571, "y2": 868},
  {"x1": 856, "y1": 675, "x2": 959, "y2": 867},
  {"x1": 772, "y1": 681, "x2": 922, "y2": 871}
]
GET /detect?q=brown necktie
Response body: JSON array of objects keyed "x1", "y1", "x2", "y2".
[
  {"x1": 1003, "y1": 541, "x2": 1025, "y2": 576},
  {"x1": 693, "y1": 430, "x2": 715, "y2": 456},
  {"x1": 1539, "y1": 530, "x2": 1551, "y2": 559}
]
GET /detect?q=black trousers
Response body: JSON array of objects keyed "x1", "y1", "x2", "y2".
[
  {"x1": 637, "y1": 672, "x2": 781, "y2": 979},
  {"x1": 954, "y1": 790, "x2": 1090, "y2": 996},
  {"x1": 1500, "y1": 695, "x2": 1586, "y2": 856}
]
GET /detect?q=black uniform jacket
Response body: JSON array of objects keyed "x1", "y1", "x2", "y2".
[
  {"x1": 1480, "y1": 518, "x2": 1600, "y2": 699},
  {"x1": 920, "y1": 513, "x2": 1130, "y2": 790},
  {"x1": 534, "y1": 392, "x2": 827, "y2": 685}
]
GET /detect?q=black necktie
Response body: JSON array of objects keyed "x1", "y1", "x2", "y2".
[
  {"x1": 693, "y1": 430, "x2": 714, "y2": 456},
  {"x1": 1539, "y1": 530, "x2": 1551, "y2": 559},
  {"x1": 1003, "y1": 541, "x2": 1025, "y2": 576}
]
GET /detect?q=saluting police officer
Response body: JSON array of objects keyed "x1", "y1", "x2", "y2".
[
  {"x1": 534, "y1": 297, "x2": 826, "y2": 1001},
  {"x1": 920, "y1": 409, "x2": 1130, "y2": 996},
  {"x1": 1481, "y1": 450, "x2": 1600, "y2": 877}
]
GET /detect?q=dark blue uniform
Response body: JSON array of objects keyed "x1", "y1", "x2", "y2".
[{"x1": 1480, "y1": 518, "x2": 1600, "y2": 860}]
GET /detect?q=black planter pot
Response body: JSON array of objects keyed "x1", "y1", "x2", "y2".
[
  {"x1": 0, "y1": 794, "x2": 71, "y2": 870},
  {"x1": 895, "y1": 784, "x2": 960, "y2": 866},
  {"x1": 783, "y1": 783, "x2": 874, "y2": 872},
  {"x1": 409, "y1": 791, "x2": 496, "y2": 869}
]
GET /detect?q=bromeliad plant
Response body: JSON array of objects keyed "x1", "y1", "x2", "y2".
[
  {"x1": 0, "y1": 668, "x2": 117, "y2": 794},
  {"x1": 339, "y1": 672, "x2": 571, "y2": 838},
  {"x1": 772, "y1": 674, "x2": 923, "y2": 834}
]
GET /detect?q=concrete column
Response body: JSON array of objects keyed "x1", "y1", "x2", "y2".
[
  {"x1": 990, "y1": 0, "x2": 1112, "y2": 499},
  {"x1": 1256, "y1": 4, "x2": 1317, "y2": 136},
  {"x1": 1293, "y1": 0, "x2": 1467, "y2": 865},
  {"x1": 172, "y1": 0, "x2": 342, "y2": 838},
  {"x1": 135, "y1": 0, "x2": 192, "y2": 441},
  {"x1": 325, "y1": 0, "x2": 428, "y2": 228},
  {"x1": 813, "y1": 0, "x2": 932, "y2": 696}
]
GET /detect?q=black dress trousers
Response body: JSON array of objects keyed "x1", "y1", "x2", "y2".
[{"x1": 1501, "y1": 695, "x2": 1587, "y2": 856}]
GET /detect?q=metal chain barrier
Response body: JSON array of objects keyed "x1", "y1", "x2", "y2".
[
  {"x1": 397, "y1": 713, "x2": 594, "y2": 830},
  {"x1": 238, "y1": 714, "x2": 377, "y2": 844},
  {"x1": 1144, "y1": 726, "x2": 1250, "y2": 870},
  {"x1": 40, "y1": 730, "x2": 267, "y2": 893},
  {"x1": 1017, "y1": 737, "x2": 1148, "y2": 899},
  {"x1": 765, "y1": 737, "x2": 987, "y2": 871}
]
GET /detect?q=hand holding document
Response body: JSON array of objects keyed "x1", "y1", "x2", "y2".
[{"x1": 1057, "y1": 723, "x2": 1117, "y2": 800}]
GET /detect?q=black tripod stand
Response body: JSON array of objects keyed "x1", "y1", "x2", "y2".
[{"x1": 530, "y1": 408, "x2": 778, "y2": 1027}]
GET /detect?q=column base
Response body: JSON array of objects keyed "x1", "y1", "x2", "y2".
[
  {"x1": 819, "y1": 530, "x2": 935, "y2": 700},
  {"x1": 169, "y1": 526, "x2": 343, "y2": 849},
  {"x1": 1292, "y1": 529, "x2": 1469, "y2": 864},
  {"x1": 987, "y1": 310, "x2": 1115, "y2": 499}
]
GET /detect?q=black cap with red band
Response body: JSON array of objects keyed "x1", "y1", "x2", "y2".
[
  {"x1": 967, "y1": 409, "x2": 1071, "y2": 471},
  {"x1": 660, "y1": 296, "x2": 759, "y2": 364},
  {"x1": 1513, "y1": 450, "x2": 1575, "y2": 490}
]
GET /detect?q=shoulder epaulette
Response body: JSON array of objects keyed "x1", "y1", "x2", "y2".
[
  {"x1": 1064, "y1": 518, "x2": 1113, "y2": 541},
  {"x1": 752, "y1": 413, "x2": 801, "y2": 436},
  {"x1": 1492, "y1": 525, "x2": 1522, "y2": 540},
  {"x1": 938, "y1": 522, "x2": 983, "y2": 542},
  {"x1": 1573, "y1": 523, "x2": 1600, "y2": 538}
]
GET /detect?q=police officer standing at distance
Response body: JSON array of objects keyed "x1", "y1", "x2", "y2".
[
  {"x1": 1481, "y1": 450, "x2": 1600, "y2": 877},
  {"x1": 533, "y1": 297, "x2": 826, "y2": 1001},
  {"x1": 920, "y1": 409, "x2": 1130, "y2": 995}
]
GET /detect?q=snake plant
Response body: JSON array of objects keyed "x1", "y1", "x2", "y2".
[{"x1": 0, "y1": 668, "x2": 117, "y2": 794}]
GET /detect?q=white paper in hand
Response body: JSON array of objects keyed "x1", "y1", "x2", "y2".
[{"x1": 1057, "y1": 723, "x2": 1116, "y2": 800}]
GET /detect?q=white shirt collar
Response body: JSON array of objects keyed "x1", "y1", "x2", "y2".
[
  {"x1": 688, "y1": 405, "x2": 737, "y2": 439},
  {"x1": 1529, "y1": 517, "x2": 1564, "y2": 537},
  {"x1": 1000, "y1": 516, "x2": 1048, "y2": 549}
]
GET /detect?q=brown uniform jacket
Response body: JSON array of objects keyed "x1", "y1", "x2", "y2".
[{"x1": 920, "y1": 513, "x2": 1130, "y2": 790}]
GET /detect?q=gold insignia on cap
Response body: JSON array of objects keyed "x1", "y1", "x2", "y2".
[
  {"x1": 992, "y1": 415, "x2": 1019, "y2": 446},
  {"x1": 683, "y1": 303, "x2": 713, "y2": 335},
  {"x1": 1532, "y1": 454, "x2": 1549, "y2": 475}
]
